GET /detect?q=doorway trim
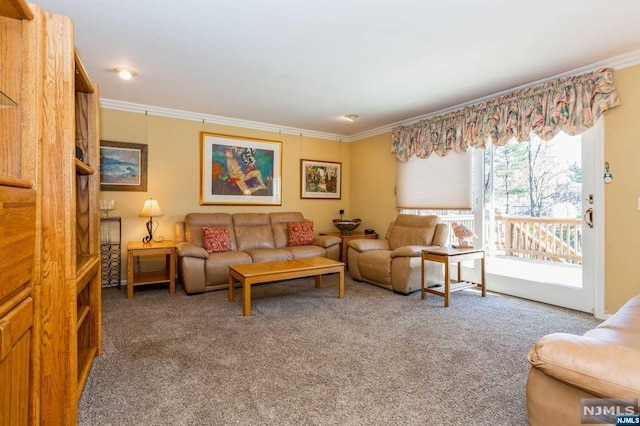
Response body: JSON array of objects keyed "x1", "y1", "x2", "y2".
[{"x1": 588, "y1": 119, "x2": 606, "y2": 319}]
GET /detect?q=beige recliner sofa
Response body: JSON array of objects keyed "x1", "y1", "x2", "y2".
[
  {"x1": 175, "y1": 212, "x2": 341, "y2": 294},
  {"x1": 526, "y1": 294, "x2": 640, "y2": 425},
  {"x1": 346, "y1": 214, "x2": 448, "y2": 295}
]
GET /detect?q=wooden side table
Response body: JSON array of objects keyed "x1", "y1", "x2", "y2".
[
  {"x1": 126, "y1": 240, "x2": 176, "y2": 299},
  {"x1": 421, "y1": 247, "x2": 485, "y2": 307},
  {"x1": 319, "y1": 231, "x2": 377, "y2": 263}
]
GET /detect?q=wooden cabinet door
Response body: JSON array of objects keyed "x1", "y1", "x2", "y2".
[{"x1": 0, "y1": 297, "x2": 33, "y2": 426}]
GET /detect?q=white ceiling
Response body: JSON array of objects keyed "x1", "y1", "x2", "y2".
[{"x1": 34, "y1": 0, "x2": 640, "y2": 139}]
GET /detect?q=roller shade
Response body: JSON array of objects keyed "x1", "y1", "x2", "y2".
[{"x1": 396, "y1": 151, "x2": 473, "y2": 210}]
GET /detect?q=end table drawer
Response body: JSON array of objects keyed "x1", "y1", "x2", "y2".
[{"x1": 131, "y1": 247, "x2": 173, "y2": 257}]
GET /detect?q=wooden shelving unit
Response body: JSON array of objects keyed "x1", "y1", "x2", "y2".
[
  {"x1": 0, "y1": 2, "x2": 39, "y2": 425},
  {"x1": 33, "y1": 5, "x2": 101, "y2": 425},
  {"x1": 2, "y1": 2, "x2": 100, "y2": 423}
]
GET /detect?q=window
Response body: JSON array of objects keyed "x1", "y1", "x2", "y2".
[{"x1": 396, "y1": 150, "x2": 473, "y2": 210}]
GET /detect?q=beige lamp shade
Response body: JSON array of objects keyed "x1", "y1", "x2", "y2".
[
  {"x1": 140, "y1": 199, "x2": 163, "y2": 244},
  {"x1": 139, "y1": 199, "x2": 163, "y2": 218}
]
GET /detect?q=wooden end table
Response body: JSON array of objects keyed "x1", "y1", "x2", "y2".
[
  {"x1": 421, "y1": 247, "x2": 485, "y2": 307},
  {"x1": 319, "y1": 232, "x2": 377, "y2": 263},
  {"x1": 229, "y1": 257, "x2": 345, "y2": 316},
  {"x1": 127, "y1": 240, "x2": 176, "y2": 299}
]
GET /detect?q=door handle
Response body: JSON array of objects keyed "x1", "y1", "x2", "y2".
[{"x1": 583, "y1": 208, "x2": 594, "y2": 228}]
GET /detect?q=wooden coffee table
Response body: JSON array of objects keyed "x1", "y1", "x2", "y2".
[{"x1": 228, "y1": 257, "x2": 345, "y2": 316}]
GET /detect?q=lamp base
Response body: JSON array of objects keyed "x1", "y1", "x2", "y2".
[{"x1": 142, "y1": 218, "x2": 153, "y2": 244}]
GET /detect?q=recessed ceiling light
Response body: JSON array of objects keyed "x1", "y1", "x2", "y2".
[
  {"x1": 113, "y1": 67, "x2": 137, "y2": 80},
  {"x1": 344, "y1": 114, "x2": 359, "y2": 121}
]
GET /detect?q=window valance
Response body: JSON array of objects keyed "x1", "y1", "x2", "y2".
[{"x1": 391, "y1": 68, "x2": 620, "y2": 162}]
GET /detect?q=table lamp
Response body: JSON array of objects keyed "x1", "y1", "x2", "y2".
[{"x1": 139, "y1": 198, "x2": 163, "y2": 244}]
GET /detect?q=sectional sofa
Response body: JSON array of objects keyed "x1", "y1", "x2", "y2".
[
  {"x1": 526, "y1": 294, "x2": 640, "y2": 425},
  {"x1": 174, "y1": 212, "x2": 341, "y2": 294}
]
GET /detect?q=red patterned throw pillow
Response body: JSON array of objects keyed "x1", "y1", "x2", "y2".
[
  {"x1": 202, "y1": 226, "x2": 231, "y2": 253},
  {"x1": 287, "y1": 221, "x2": 314, "y2": 246}
]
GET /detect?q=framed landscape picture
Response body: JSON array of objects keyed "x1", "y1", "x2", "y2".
[
  {"x1": 200, "y1": 132, "x2": 282, "y2": 205},
  {"x1": 301, "y1": 159, "x2": 341, "y2": 199},
  {"x1": 99, "y1": 141, "x2": 148, "y2": 192}
]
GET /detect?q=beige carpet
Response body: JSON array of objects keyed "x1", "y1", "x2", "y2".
[{"x1": 79, "y1": 274, "x2": 600, "y2": 425}]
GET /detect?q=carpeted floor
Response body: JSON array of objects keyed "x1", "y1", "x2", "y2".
[{"x1": 79, "y1": 275, "x2": 600, "y2": 426}]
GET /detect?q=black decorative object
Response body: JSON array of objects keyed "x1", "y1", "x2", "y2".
[{"x1": 100, "y1": 216, "x2": 122, "y2": 288}]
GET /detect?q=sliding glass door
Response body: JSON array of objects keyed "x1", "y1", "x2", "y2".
[{"x1": 478, "y1": 123, "x2": 603, "y2": 313}]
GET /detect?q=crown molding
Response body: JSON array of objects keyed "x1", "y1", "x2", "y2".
[
  {"x1": 99, "y1": 99, "x2": 348, "y2": 142},
  {"x1": 101, "y1": 49, "x2": 640, "y2": 144},
  {"x1": 348, "y1": 48, "x2": 640, "y2": 142}
]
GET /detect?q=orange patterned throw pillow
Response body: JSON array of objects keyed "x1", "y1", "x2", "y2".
[
  {"x1": 287, "y1": 221, "x2": 314, "y2": 246},
  {"x1": 202, "y1": 226, "x2": 231, "y2": 253}
]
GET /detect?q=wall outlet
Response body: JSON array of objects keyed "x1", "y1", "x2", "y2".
[{"x1": 339, "y1": 209, "x2": 344, "y2": 215}]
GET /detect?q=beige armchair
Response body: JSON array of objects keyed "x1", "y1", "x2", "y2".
[{"x1": 347, "y1": 214, "x2": 448, "y2": 294}]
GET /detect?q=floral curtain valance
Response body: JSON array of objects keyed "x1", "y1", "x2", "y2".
[{"x1": 391, "y1": 68, "x2": 620, "y2": 162}]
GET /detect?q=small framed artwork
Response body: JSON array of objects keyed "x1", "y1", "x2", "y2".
[
  {"x1": 301, "y1": 159, "x2": 341, "y2": 199},
  {"x1": 99, "y1": 141, "x2": 148, "y2": 192},
  {"x1": 200, "y1": 132, "x2": 282, "y2": 205}
]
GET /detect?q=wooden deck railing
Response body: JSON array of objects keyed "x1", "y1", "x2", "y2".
[
  {"x1": 440, "y1": 214, "x2": 582, "y2": 264},
  {"x1": 497, "y1": 215, "x2": 582, "y2": 264}
]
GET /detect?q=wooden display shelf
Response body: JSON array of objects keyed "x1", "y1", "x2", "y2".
[
  {"x1": 77, "y1": 347, "x2": 98, "y2": 391},
  {"x1": 132, "y1": 269, "x2": 172, "y2": 286},
  {"x1": 75, "y1": 158, "x2": 94, "y2": 175},
  {"x1": 425, "y1": 281, "x2": 480, "y2": 294},
  {"x1": 74, "y1": 51, "x2": 93, "y2": 94},
  {"x1": 76, "y1": 305, "x2": 89, "y2": 330},
  {"x1": 76, "y1": 254, "x2": 100, "y2": 294}
]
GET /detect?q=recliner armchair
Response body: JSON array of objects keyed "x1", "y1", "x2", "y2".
[{"x1": 347, "y1": 214, "x2": 448, "y2": 294}]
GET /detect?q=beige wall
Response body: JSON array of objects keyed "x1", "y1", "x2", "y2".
[
  {"x1": 100, "y1": 109, "x2": 350, "y2": 279},
  {"x1": 103, "y1": 64, "x2": 640, "y2": 311},
  {"x1": 348, "y1": 132, "x2": 396, "y2": 236},
  {"x1": 604, "y1": 65, "x2": 640, "y2": 312}
]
